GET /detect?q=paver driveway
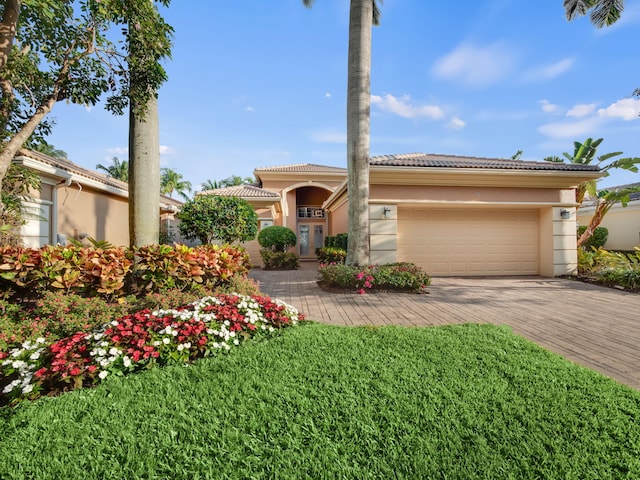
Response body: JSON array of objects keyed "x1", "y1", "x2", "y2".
[{"x1": 250, "y1": 262, "x2": 640, "y2": 390}]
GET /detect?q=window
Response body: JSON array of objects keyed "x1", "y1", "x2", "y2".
[{"x1": 297, "y1": 207, "x2": 324, "y2": 219}]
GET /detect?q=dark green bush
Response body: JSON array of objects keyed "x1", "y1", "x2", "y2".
[
  {"x1": 317, "y1": 247, "x2": 346, "y2": 264},
  {"x1": 258, "y1": 226, "x2": 297, "y2": 252},
  {"x1": 578, "y1": 225, "x2": 608, "y2": 250},
  {"x1": 325, "y1": 233, "x2": 348, "y2": 251},
  {"x1": 260, "y1": 251, "x2": 300, "y2": 270}
]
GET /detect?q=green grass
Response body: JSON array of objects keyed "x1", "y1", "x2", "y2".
[{"x1": 1, "y1": 323, "x2": 639, "y2": 479}]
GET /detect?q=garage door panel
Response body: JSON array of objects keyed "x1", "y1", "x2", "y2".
[{"x1": 397, "y1": 208, "x2": 539, "y2": 276}]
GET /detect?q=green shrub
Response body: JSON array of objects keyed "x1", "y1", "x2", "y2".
[
  {"x1": 258, "y1": 226, "x2": 297, "y2": 252},
  {"x1": 578, "y1": 225, "x2": 608, "y2": 250},
  {"x1": 318, "y1": 262, "x2": 430, "y2": 294},
  {"x1": 324, "y1": 233, "x2": 348, "y2": 251},
  {"x1": 260, "y1": 251, "x2": 300, "y2": 270},
  {"x1": 317, "y1": 247, "x2": 346, "y2": 264},
  {"x1": 177, "y1": 195, "x2": 258, "y2": 245}
]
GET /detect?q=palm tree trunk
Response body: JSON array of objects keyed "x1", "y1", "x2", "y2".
[
  {"x1": 129, "y1": 94, "x2": 160, "y2": 247},
  {"x1": 345, "y1": 0, "x2": 372, "y2": 266}
]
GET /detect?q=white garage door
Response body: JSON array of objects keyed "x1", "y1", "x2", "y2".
[{"x1": 397, "y1": 208, "x2": 539, "y2": 276}]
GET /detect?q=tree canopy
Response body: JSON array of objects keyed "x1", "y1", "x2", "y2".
[
  {"x1": 177, "y1": 195, "x2": 258, "y2": 245},
  {"x1": 0, "y1": 0, "x2": 173, "y2": 189},
  {"x1": 96, "y1": 157, "x2": 129, "y2": 182}
]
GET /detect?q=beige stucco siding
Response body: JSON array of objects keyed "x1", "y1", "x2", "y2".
[
  {"x1": 370, "y1": 184, "x2": 568, "y2": 204},
  {"x1": 577, "y1": 203, "x2": 640, "y2": 250},
  {"x1": 57, "y1": 184, "x2": 130, "y2": 246}
]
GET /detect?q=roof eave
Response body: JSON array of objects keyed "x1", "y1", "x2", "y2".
[{"x1": 369, "y1": 165, "x2": 603, "y2": 188}]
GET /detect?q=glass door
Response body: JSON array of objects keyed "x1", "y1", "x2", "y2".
[{"x1": 298, "y1": 223, "x2": 324, "y2": 258}]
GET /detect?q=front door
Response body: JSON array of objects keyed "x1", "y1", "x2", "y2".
[{"x1": 298, "y1": 223, "x2": 324, "y2": 258}]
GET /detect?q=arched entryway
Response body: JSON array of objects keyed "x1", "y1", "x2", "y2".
[{"x1": 292, "y1": 185, "x2": 333, "y2": 259}]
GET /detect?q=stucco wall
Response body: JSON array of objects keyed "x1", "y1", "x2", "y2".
[
  {"x1": 370, "y1": 184, "x2": 567, "y2": 204},
  {"x1": 577, "y1": 203, "x2": 640, "y2": 250},
  {"x1": 328, "y1": 198, "x2": 348, "y2": 236},
  {"x1": 56, "y1": 184, "x2": 130, "y2": 246}
]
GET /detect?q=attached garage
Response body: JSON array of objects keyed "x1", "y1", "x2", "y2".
[{"x1": 397, "y1": 207, "x2": 539, "y2": 276}]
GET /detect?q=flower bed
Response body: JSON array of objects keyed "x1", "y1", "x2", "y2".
[
  {"x1": 0, "y1": 294, "x2": 303, "y2": 406},
  {"x1": 318, "y1": 262, "x2": 431, "y2": 294}
]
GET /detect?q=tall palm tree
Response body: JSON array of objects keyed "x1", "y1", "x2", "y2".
[
  {"x1": 564, "y1": 0, "x2": 624, "y2": 27},
  {"x1": 303, "y1": 0, "x2": 381, "y2": 266},
  {"x1": 564, "y1": 1, "x2": 637, "y2": 98},
  {"x1": 32, "y1": 143, "x2": 68, "y2": 159},
  {"x1": 96, "y1": 157, "x2": 129, "y2": 181},
  {"x1": 161, "y1": 167, "x2": 192, "y2": 200},
  {"x1": 220, "y1": 175, "x2": 254, "y2": 187},
  {"x1": 201, "y1": 179, "x2": 221, "y2": 191}
]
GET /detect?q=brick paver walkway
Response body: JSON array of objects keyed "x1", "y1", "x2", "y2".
[{"x1": 250, "y1": 261, "x2": 640, "y2": 390}]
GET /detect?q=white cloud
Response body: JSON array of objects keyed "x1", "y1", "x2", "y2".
[
  {"x1": 539, "y1": 99, "x2": 558, "y2": 113},
  {"x1": 524, "y1": 58, "x2": 574, "y2": 82},
  {"x1": 537, "y1": 117, "x2": 602, "y2": 139},
  {"x1": 370, "y1": 93, "x2": 444, "y2": 119},
  {"x1": 431, "y1": 42, "x2": 515, "y2": 87},
  {"x1": 309, "y1": 129, "x2": 346, "y2": 144},
  {"x1": 246, "y1": 106, "x2": 255, "y2": 112},
  {"x1": 160, "y1": 145, "x2": 177, "y2": 155},
  {"x1": 325, "y1": 92, "x2": 332, "y2": 98},
  {"x1": 567, "y1": 103, "x2": 597, "y2": 118},
  {"x1": 446, "y1": 116, "x2": 466, "y2": 130},
  {"x1": 597, "y1": 98, "x2": 640, "y2": 121},
  {"x1": 106, "y1": 147, "x2": 128, "y2": 156}
]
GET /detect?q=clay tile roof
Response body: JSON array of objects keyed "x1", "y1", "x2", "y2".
[
  {"x1": 370, "y1": 152, "x2": 601, "y2": 172},
  {"x1": 17, "y1": 148, "x2": 130, "y2": 190},
  {"x1": 15, "y1": 149, "x2": 182, "y2": 205},
  {"x1": 254, "y1": 163, "x2": 347, "y2": 173},
  {"x1": 200, "y1": 185, "x2": 280, "y2": 198}
]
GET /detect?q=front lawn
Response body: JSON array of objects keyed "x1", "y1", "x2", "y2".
[{"x1": 1, "y1": 322, "x2": 639, "y2": 479}]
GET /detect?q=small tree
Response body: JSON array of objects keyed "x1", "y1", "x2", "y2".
[
  {"x1": 545, "y1": 138, "x2": 640, "y2": 247},
  {"x1": 258, "y1": 226, "x2": 297, "y2": 252},
  {"x1": 177, "y1": 195, "x2": 257, "y2": 245}
]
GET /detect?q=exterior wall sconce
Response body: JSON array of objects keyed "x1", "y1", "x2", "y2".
[
  {"x1": 560, "y1": 209, "x2": 570, "y2": 220},
  {"x1": 383, "y1": 206, "x2": 391, "y2": 219}
]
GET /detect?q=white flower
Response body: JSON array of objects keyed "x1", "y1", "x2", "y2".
[
  {"x1": 12, "y1": 360, "x2": 26, "y2": 370},
  {"x1": 21, "y1": 384, "x2": 33, "y2": 394},
  {"x1": 233, "y1": 339, "x2": 239, "y2": 346},
  {"x1": 109, "y1": 347, "x2": 120, "y2": 356},
  {"x1": 177, "y1": 344, "x2": 184, "y2": 352},
  {"x1": 98, "y1": 370, "x2": 109, "y2": 379},
  {"x1": 29, "y1": 351, "x2": 40, "y2": 360},
  {"x1": 153, "y1": 341, "x2": 161, "y2": 347},
  {"x1": 163, "y1": 338, "x2": 170, "y2": 345},
  {"x1": 11, "y1": 349, "x2": 22, "y2": 358},
  {"x1": 36, "y1": 337, "x2": 46, "y2": 344},
  {"x1": 123, "y1": 356, "x2": 132, "y2": 368}
]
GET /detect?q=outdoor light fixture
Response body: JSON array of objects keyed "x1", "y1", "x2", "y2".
[
  {"x1": 383, "y1": 206, "x2": 391, "y2": 219},
  {"x1": 560, "y1": 209, "x2": 570, "y2": 220}
]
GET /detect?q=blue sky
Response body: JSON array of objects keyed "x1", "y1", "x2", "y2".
[{"x1": 47, "y1": 0, "x2": 640, "y2": 192}]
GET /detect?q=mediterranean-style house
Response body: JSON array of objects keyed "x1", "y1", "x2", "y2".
[
  {"x1": 576, "y1": 183, "x2": 640, "y2": 251},
  {"x1": 202, "y1": 153, "x2": 602, "y2": 277},
  {"x1": 11, "y1": 149, "x2": 185, "y2": 247}
]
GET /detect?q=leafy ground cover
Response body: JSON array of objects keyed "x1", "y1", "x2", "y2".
[
  {"x1": 577, "y1": 247, "x2": 640, "y2": 292},
  {"x1": 1, "y1": 322, "x2": 639, "y2": 479}
]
